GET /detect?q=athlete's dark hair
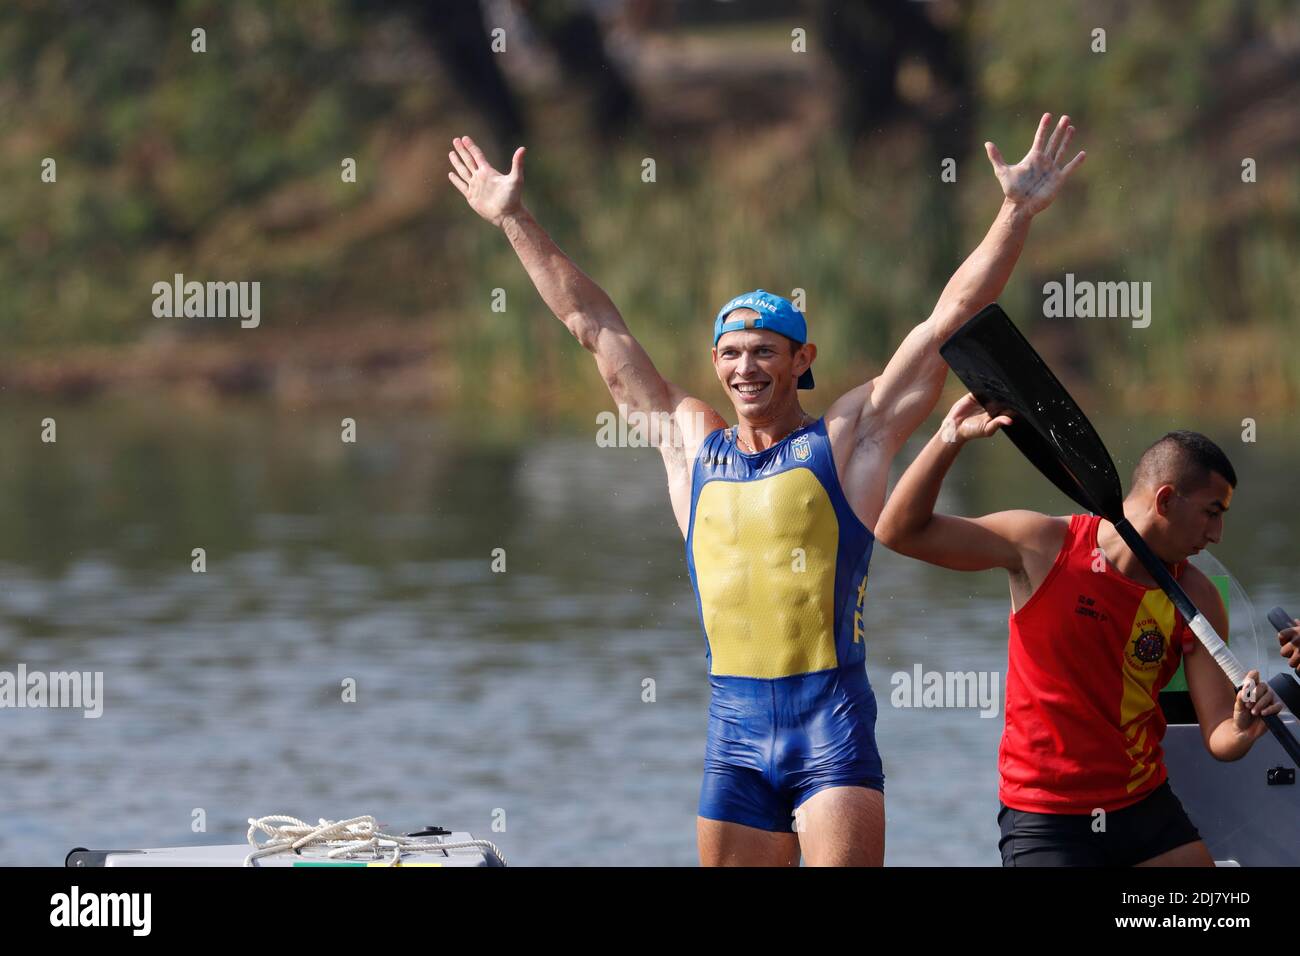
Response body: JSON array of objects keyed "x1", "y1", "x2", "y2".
[{"x1": 1130, "y1": 430, "x2": 1237, "y2": 493}]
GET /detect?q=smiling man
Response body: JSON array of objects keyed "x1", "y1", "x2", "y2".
[{"x1": 448, "y1": 113, "x2": 1084, "y2": 865}]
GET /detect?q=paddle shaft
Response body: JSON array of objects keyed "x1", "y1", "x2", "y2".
[{"x1": 1113, "y1": 518, "x2": 1300, "y2": 765}]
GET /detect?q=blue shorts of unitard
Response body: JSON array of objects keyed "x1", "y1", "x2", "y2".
[{"x1": 698, "y1": 663, "x2": 885, "y2": 833}]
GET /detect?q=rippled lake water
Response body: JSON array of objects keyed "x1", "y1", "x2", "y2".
[{"x1": 1, "y1": 398, "x2": 1296, "y2": 865}]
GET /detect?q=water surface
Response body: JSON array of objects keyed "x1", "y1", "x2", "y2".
[{"x1": 1, "y1": 399, "x2": 1295, "y2": 865}]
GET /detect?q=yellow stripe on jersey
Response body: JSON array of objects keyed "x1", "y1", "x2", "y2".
[{"x1": 1119, "y1": 590, "x2": 1178, "y2": 791}]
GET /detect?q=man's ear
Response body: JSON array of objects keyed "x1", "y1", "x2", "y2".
[
  {"x1": 797, "y1": 342, "x2": 817, "y2": 374},
  {"x1": 1154, "y1": 484, "x2": 1176, "y2": 516}
]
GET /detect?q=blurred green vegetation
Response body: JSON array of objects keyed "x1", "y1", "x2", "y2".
[{"x1": 2, "y1": 0, "x2": 1298, "y2": 414}]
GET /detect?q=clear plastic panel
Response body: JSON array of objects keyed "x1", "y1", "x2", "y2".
[{"x1": 1164, "y1": 550, "x2": 1267, "y2": 691}]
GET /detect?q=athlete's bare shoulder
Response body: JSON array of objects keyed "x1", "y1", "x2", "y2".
[
  {"x1": 1027, "y1": 513, "x2": 1072, "y2": 552},
  {"x1": 819, "y1": 379, "x2": 898, "y2": 528},
  {"x1": 657, "y1": 389, "x2": 728, "y2": 539},
  {"x1": 666, "y1": 388, "x2": 728, "y2": 460},
  {"x1": 823, "y1": 378, "x2": 878, "y2": 458},
  {"x1": 1004, "y1": 514, "x2": 1070, "y2": 609}
]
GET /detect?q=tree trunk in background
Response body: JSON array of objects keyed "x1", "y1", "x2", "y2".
[
  {"x1": 812, "y1": 0, "x2": 966, "y2": 142},
  {"x1": 520, "y1": 0, "x2": 640, "y2": 140},
  {"x1": 396, "y1": 0, "x2": 527, "y2": 151},
  {"x1": 811, "y1": 0, "x2": 971, "y2": 296}
]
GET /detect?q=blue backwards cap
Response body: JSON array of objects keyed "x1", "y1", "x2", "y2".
[{"x1": 713, "y1": 289, "x2": 814, "y2": 389}]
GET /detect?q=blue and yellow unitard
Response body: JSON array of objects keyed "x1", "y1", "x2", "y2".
[{"x1": 686, "y1": 417, "x2": 884, "y2": 832}]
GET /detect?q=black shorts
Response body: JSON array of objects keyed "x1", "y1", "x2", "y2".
[{"x1": 998, "y1": 781, "x2": 1203, "y2": 867}]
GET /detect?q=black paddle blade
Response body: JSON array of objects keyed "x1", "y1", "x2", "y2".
[{"x1": 938, "y1": 304, "x2": 1124, "y2": 519}]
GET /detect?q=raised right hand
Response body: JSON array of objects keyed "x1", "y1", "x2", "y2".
[
  {"x1": 448, "y1": 136, "x2": 525, "y2": 228},
  {"x1": 939, "y1": 392, "x2": 1013, "y2": 445}
]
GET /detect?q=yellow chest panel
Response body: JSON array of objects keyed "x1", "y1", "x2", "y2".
[{"x1": 691, "y1": 468, "x2": 840, "y2": 678}]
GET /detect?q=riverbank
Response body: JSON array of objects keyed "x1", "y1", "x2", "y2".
[
  {"x1": 2, "y1": 310, "x2": 1294, "y2": 417},
  {"x1": 0, "y1": 317, "x2": 450, "y2": 409}
]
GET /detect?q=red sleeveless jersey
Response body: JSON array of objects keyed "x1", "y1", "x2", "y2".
[{"x1": 1000, "y1": 514, "x2": 1193, "y2": 814}]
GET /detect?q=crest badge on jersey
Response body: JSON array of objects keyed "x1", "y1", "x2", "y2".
[
  {"x1": 791, "y1": 434, "x2": 811, "y2": 462},
  {"x1": 1127, "y1": 622, "x2": 1167, "y2": 668}
]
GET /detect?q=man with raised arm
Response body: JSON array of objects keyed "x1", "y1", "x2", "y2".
[
  {"x1": 448, "y1": 113, "x2": 1084, "y2": 866},
  {"x1": 875, "y1": 397, "x2": 1282, "y2": 866}
]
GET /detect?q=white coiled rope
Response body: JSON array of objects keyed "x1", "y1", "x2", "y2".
[{"x1": 243, "y1": 814, "x2": 506, "y2": 867}]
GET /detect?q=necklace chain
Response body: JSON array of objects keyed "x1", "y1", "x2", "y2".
[{"x1": 736, "y1": 414, "x2": 812, "y2": 453}]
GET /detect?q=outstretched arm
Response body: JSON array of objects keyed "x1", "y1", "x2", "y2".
[
  {"x1": 448, "y1": 136, "x2": 723, "y2": 435},
  {"x1": 830, "y1": 113, "x2": 1086, "y2": 455}
]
